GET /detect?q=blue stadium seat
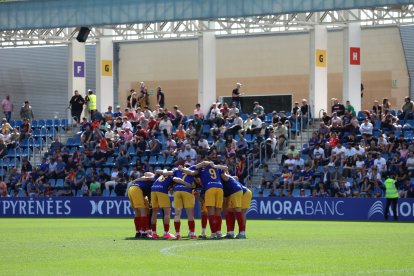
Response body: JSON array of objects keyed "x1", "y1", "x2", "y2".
[
  {"x1": 148, "y1": 155, "x2": 157, "y2": 166},
  {"x1": 156, "y1": 155, "x2": 166, "y2": 166},
  {"x1": 49, "y1": 179, "x2": 56, "y2": 188},
  {"x1": 102, "y1": 189, "x2": 110, "y2": 197},
  {"x1": 55, "y1": 179, "x2": 64, "y2": 188}
]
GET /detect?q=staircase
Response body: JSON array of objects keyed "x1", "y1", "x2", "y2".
[
  {"x1": 247, "y1": 121, "x2": 317, "y2": 189},
  {"x1": 400, "y1": 25, "x2": 414, "y2": 99}
]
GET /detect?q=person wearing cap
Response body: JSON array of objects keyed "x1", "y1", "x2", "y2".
[
  {"x1": 232, "y1": 82, "x2": 243, "y2": 113},
  {"x1": 384, "y1": 173, "x2": 399, "y2": 221},
  {"x1": 85, "y1": 90, "x2": 97, "y2": 119},
  {"x1": 253, "y1": 101, "x2": 265, "y2": 120},
  {"x1": 113, "y1": 105, "x2": 122, "y2": 118},
  {"x1": 69, "y1": 90, "x2": 85, "y2": 124},
  {"x1": 20, "y1": 100, "x2": 34, "y2": 121}
]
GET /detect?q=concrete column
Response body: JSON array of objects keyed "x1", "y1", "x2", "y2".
[
  {"x1": 68, "y1": 39, "x2": 86, "y2": 121},
  {"x1": 96, "y1": 36, "x2": 114, "y2": 112},
  {"x1": 309, "y1": 25, "x2": 328, "y2": 118},
  {"x1": 343, "y1": 22, "x2": 362, "y2": 113},
  {"x1": 198, "y1": 30, "x2": 216, "y2": 115}
]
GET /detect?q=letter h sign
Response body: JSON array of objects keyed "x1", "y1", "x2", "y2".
[{"x1": 350, "y1": 47, "x2": 360, "y2": 65}]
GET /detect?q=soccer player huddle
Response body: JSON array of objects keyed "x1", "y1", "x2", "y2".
[{"x1": 127, "y1": 160, "x2": 252, "y2": 240}]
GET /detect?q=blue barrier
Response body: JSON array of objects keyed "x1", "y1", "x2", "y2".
[
  {"x1": 1, "y1": 197, "x2": 413, "y2": 221},
  {"x1": 246, "y1": 197, "x2": 414, "y2": 221},
  {"x1": 0, "y1": 197, "x2": 200, "y2": 219}
]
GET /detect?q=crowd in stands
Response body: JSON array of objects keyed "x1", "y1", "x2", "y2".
[{"x1": 1, "y1": 89, "x2": 414, "y2": 200}]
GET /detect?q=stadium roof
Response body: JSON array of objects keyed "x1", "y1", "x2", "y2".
[{"x1": 0, "y1": 0, "x2": 414, "y2": 47}]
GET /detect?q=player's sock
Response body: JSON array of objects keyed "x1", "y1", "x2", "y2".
[
  {"x1": 151, "y1": 223, "x2": 157, "y2": 233},
  {"x1": 143, "y1": 215, "x2": 150, "y2": 232},
  {"x1": 235, "y1": 212, "x2": 245, "y2": 232},
  {"x1": 188, "y1": 220, "x2": 195, "y2": 233},
  {"x1": 174, "y1": 221, "x2": 181, "y2": 234},
  {"x1": 226, "y1": 212, "x2": 235, "y2": 233},
  {"x1": 134, "y1": 217, "x2": 140, "y2": 233},
  {"x1": 201, "y1": 214, "x2": 208, "y2": 229},
  {"x1": 208, "y1": 216, "x2": 216, "y2": 234},
  {"x1": 164, "y1": 223, "x2": 170, "y2": 234},
  {"x1": 215, "y1": 215, "x2": 222, "y2": 233}
]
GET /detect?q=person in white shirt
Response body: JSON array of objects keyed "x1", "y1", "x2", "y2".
[
  {"x1": 121, "y1": 117, "x2": 132, "y2": 131},
  {"x1": 331, "y1": 143, "x2": 346, "y2": 165},
  {"x1": 312, "y1": 143, "x2": 325, "y2": 162},
  {"x1": 105, "y1": 167, "x2": 121, "y2": 191},
  {"x1": 345, "y1": 144, "x2": 357, "y2": 158},
  {"x1": 354, "y1": 144, "x2": 366, "y2": 157},
  {"x1": 250, "y1": 113, "x2": 262, "y2": 134},
  {"x1": 143, "y1": 106, "x2": 153, "y2": 119},
  {"x1": 330, "y1": 112, "x2": 342, "y2": 126},
  {"x1": 359, "y1": 118, "x2": 373, "y2": 135},
  {"x1": 163, "y1": 136, "x2": 177, "y2": 157},
  {"x1": 293, "y1": 155, "x2": 305, "y2": 169},
  {"x1": 373, "y1": 153, "x2": 387, "y2": 174},
  {"x1": 209, "y1": 103, "x2": 221, "y2": 125},
  {"x1": 283, "y1": 154, "x2": 296, "y2": 171},
  {"x1": 105, "y1": 126, "x2": 115, "y2": 140},
  {"x1": 158, "y1": 115, "x2": 173, "y2": 137}
]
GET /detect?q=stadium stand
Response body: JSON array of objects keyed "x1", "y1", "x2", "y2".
[{"x1": 1, "y1": 96, "x2": 414, "y2": 200}]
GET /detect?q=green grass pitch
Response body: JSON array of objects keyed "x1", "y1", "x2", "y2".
[{"x1": 1, "y1": 219, "x2": 413, "y2": 275}]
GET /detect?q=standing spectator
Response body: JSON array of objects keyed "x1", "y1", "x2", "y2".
[
  {"x1": 194, "y1": 103, "x2": 204, "y2": 120},
  {"x1": 345, "y1": 101, "x2": 356, "y2": 117},
  {"x1": 127, "y1": 89, "x2": 138, "y2": 109},
  {"x1": 331, "y1": 98, "x2": 345, "y2": 116},
  {"x1": 384, "y1": 174, "x2": 399, "y2": 221},
  {"x1": 300, "y1": 99, "x2": 311, "y2": 128},
  {"x1": 156, "y1": 86, "x2": 165, "y2": 108},
  {"x1": 172, "y1": 105, "x2": 184, "y2": 128},
  {"x1": 139, "y1": 82, "x2": 149, "y2": 108},
  {"x1": 85, "y1": 90, "x2": 97, "y2": 119},
  {"x1": 1, "y1": 95, "x2": 13, "y2": 122},
  {"x1": 69, "y1": 90, "x2": 85, "y2": 124},
  {"x1": 232, "y1": 83, "x2": 243, "y2": 113},
  {"x1": 20, "y1": 101, "x2": 34, "y2": 121}
]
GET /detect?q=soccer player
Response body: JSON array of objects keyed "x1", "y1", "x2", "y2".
[
  {"x1": 127, "y1": 172, "x2": 154, "y2": 239},
  {"x1": 241, "y1": 184, "x2": 252, "y2": 235},
  {"x1": 182, "y1": 160, "x2": 225, "y2": 238},
  {"x1": 166, "y1": 164, "x2": 197, "y2": 239},
  {"x1": 215, "y1": 165, "x2": 246, "y2": 239},
  {"x1": 150, "y1": 170, "x2": 176, "y2": 239}
]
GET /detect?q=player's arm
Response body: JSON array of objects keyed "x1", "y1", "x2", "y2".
[
  {"x1": 136, "y1": 176, "x2": 155, "y2": 182},
  {"x1": 172, "y1": 177, "x2": 193, "y2": 189},
  {"x1": 162, "y1": 170, "x2": 174, "y2": 176},
  {"x1": 180, "y1": 166, "x2": 198, "y2": 176}
]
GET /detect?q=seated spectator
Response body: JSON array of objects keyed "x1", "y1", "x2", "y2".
[
  {"x1": 253, "y1": 101, "x2": 265, "y2": 120},
  {"x1": 148, "y1": 135, "x2": 162, "y2": 155},
  {"x1": 89, "y1": 177, "x2": 101, "y2": 196},
  {"x1": 0, "y1": 181, "x2": 9, "y2": 197}
]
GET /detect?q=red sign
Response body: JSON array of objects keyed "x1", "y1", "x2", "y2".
[{"x1": 350, "y1": 47, "x2": 360, "y2": 65}]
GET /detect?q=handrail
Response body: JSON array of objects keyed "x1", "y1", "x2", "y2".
[
  {"x1": 259, "y1": 141, "x2": 265, "y2": 166},
  {"x1": 318, "y1": 109, "x2": 325, "y2": 120}
]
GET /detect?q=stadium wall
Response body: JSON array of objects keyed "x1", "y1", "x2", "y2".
[
  {"x1": 1, "y1": 197, "x2": 414, "y2": 222},
  {"x1": 118, "y1": 27, "x2": 409, "y2": 115}
]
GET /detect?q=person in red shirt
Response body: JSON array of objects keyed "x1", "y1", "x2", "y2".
[
  {"x1": 147, "y1": 116, "x2": 158, "y2": 136},
  {"x1": 135, "y1": 125, "x2": 148, "y2": 140},
  {"x1": 220, "y1": 102, "x2": 230, "y2": 119},
  {"x1": 329, "y1": 132, "x2": 340, "y2": 147}
]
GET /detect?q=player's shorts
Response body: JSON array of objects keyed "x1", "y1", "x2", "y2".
[
  {"x1": 128, "y1": 186, "x2": 149, "y2": 209},
  {"x1": 174, "y1": 191, "x2": 195, "y2": 209},
  {"x1": 226, "y1": 190, "x2": 243, "y2": 209},
  {"x1": 205, "y1": 187, "x2": 224, "y2": 208},
  {"x1": 151, "y1": 191, "x2": 171, "y2": 208},
  {"x1": 242, "y1": 188, "x2": 253, "y2": 209}
]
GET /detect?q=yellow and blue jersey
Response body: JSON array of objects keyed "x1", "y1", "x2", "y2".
[
  {"x1": 198, "y1": 165, "x2": 223, "y2": 190},
  {"x1": 173, "y1": 166, "x2": 195, "y2": 193},
  {"x1": 223, "y1": 176, "x2": 243, "y2": 197},
  {"x1": 151, "y1": 174, "x2": 174, "y2": 194},
  {"x1": 132, "y1": 180, "x2": 153, "y2": 197}
]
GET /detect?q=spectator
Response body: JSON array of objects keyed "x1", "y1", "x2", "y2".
[
  {"x1": 253, "y1": 101, "x2": 265, "y2": 120},
  {"x1": 300, "y1": 99, "x2": 311, "y2": 128},
  {"x1": 85, "y1": 90, "x2": 97, "y2": 119},
  {"x1": 69, "y1": 90, "x2": 85, "y2": 124},
  {"x1": 20, "y1": 101, "x2": 34, "y2": 121},
  {"x1": 359, "y1": 118, "x2": 373, "y2": 136},
  {"x1": 159, "y1": 115, "x2": 173, "y2": 137},
  {"x1": 232, "y1": 82, "x2": 243, "y2": 112},
  {"x1": 345, "y1": 100, "x2": 356, "y2": 117},
  {"x1": 89, "y1": 177, "x2": 101, "y2": 196},
  {"x1": 1, "y1": 95, "x2": 13, "y2": 122},
  {"x1": 331, "y1": 98, "x2": 345, "y2": 116},
  {"x1": 156, "y1": 86, "x2": 165, "y2": 108},
  {"x1": 0, "y1": 181, "x2": 9, "y2": 197},
  {"x1": 401, "y1": 96, "x2": 413, "y2": 120}
]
